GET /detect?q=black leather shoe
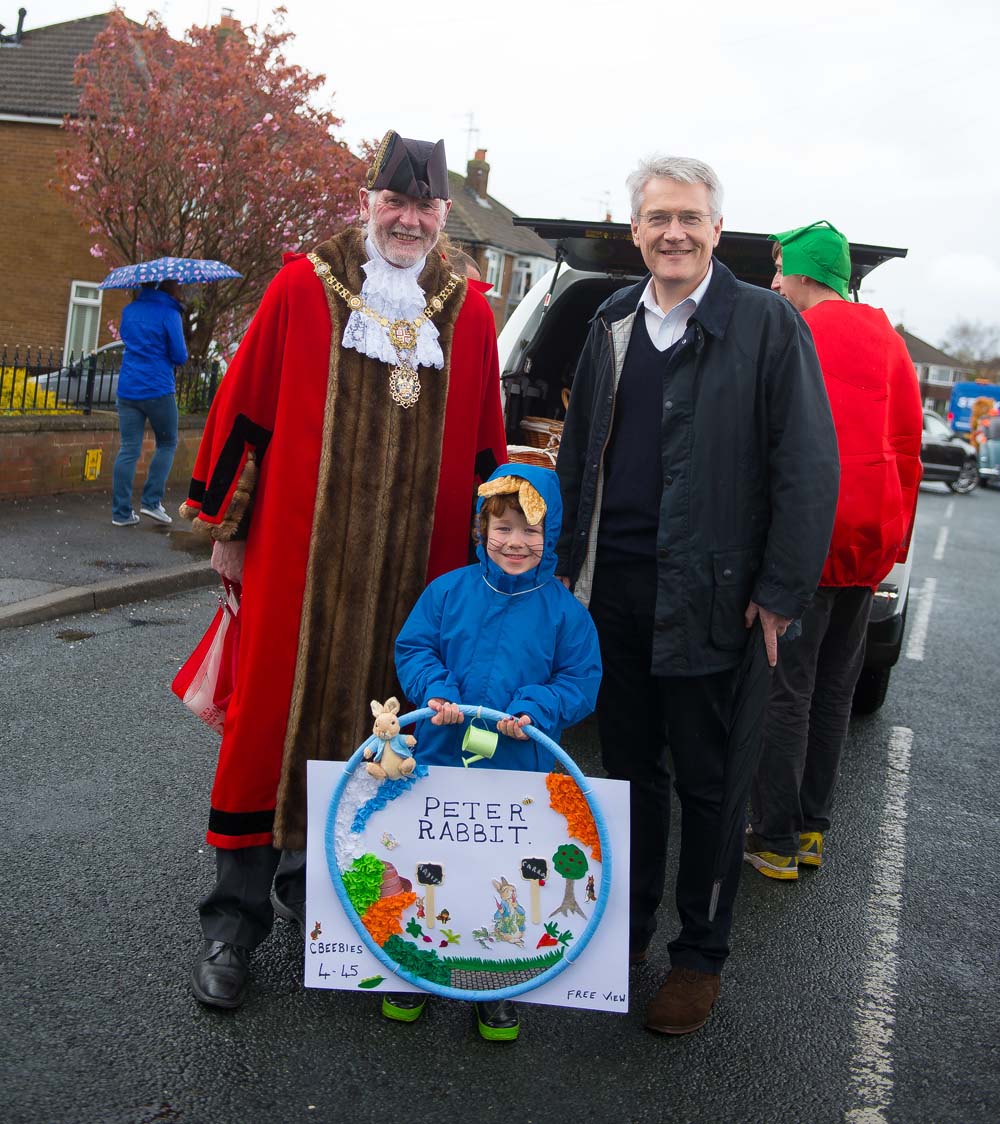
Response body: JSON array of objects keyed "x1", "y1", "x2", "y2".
[
  {"x1": 269, "y1": 888, "x2": 305, "y2": 936},
  {"x1": 191, "y1": 940, "x2": 250, "y2": 1009},
  {"x1": 475, "y1": 999, "x2": 520, "y2": 1041}
]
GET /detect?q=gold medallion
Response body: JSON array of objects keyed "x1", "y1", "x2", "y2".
[
  {"x1": 307, "y1": 253, "x2": 465, "y2": 410},
  {"x1": 388, "y1": 319, "x2": 418, "y2": 351},
  {"x1": 389, "y1": 364, "x2": 421, "y2": 408}
]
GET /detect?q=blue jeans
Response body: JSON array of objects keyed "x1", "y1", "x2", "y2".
[{"x1": 112, "y1": 395, "x2": 178, "y2": 520}]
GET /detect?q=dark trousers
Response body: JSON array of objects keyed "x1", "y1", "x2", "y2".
[
  {"x1": 198, "y1": 846, "x2": 306, "y2": 949},
  {"x1": 589, "y1": 558, "x2": 746, "y2": 975},
  {"x1": 750, "y1": 585, "x2": 873, "y2": 856}
]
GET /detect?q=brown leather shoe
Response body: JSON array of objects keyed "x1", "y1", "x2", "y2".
[{"x1": 645, "y1": 967, "x2": 721, "y2": 1035}]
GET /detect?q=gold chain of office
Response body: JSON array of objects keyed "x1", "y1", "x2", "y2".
[{"x1": 308, "y1": 252, "x2": 462, "y2": 408}]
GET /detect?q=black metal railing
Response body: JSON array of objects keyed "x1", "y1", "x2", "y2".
[{"x1": 0, "y1": 345, "x2": 222, "y2": 416}]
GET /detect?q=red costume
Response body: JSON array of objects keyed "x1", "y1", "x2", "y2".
[
  {"x1": 182, "y1": 228, "x2": 506, "y2": 850},
  {"x1": 803, "y1": 300, "x2": 923, "y2": 588}
]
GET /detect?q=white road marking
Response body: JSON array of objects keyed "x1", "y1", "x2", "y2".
[
  {"x1": 945, "y1": 500, "x2": 955, "y2": 520},
  {"x1": 843, "y1": 726, "x2": 913, "y2": 1124},
  {"x1": 904, "y1": 577, "x2": 936, "y2": 661},
  {"x1": 933, "y1": 526, "x2": 949, "y2": 561}
]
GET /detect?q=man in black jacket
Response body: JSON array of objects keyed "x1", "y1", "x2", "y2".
[{"x1": 556, "y1": 155, "x2": 839, "y2": 1034}]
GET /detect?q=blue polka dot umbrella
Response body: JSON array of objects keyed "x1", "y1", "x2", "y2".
[{"x1": 98, "y1": 257, "x2": 242, "y2": 289}]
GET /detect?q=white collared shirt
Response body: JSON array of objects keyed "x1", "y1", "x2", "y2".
[{"x1": 637, "y1": 262, "x2": 714, "y2": 351}]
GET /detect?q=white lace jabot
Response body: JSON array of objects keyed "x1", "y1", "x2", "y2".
[{"x1": 341, "y1": 237, "x2": 445, "y2": 371}]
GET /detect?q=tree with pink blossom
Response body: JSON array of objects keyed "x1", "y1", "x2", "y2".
[{"x1": 56, "y1": 9, "x2": 363, "y2": 359}]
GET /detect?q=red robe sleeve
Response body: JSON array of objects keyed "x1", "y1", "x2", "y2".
[{"x1": 180, "y1": 262, "x2": 294, "y2": 539}]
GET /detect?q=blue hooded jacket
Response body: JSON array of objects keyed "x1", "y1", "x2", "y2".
[
  {"x1": 395, "y1": 463, "x2": 602, "y2": 771},
  {"x1": 117, "y1": 286, "x2": 188, "y2": 400}
]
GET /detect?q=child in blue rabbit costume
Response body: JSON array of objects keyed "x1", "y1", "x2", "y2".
[
  {"x1": 396, "y1": 462, "x2": 601, "y2": 771},
  {"x1": 386, "y1": 462, "x2": 602, "y2": 1039}
]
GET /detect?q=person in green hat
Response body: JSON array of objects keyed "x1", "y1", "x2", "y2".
[
  {"x1": 745, "y1": 220, "x2": 924, "y2": 883},
  {"x1": 769, "y1": 219, "x2": 852, "y2": 307}
]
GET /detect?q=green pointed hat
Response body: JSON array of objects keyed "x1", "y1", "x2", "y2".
[{"x1": 769, "y1": 219, "x2": 851, "y2": 299}]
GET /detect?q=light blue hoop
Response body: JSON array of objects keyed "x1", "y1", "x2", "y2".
[{"x1": 324, "y1": 705, "x2": 613, "y2": 1001}]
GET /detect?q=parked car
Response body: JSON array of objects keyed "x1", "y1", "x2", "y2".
[
  {"x1": 978, "y1": 415, "x2": 1000, "y2": 487},
  {"x1": 497, "y1": 217, "x2": 914, "y2": 714},
  {"x1": 920, "y1": 408, "x2": 978, "y2": 493},
  {"x1": 29, "y1": 340, "x2": 124, "y2": 408}
]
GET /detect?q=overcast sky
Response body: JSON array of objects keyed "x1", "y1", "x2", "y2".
[{"x1": 17, "y1": 0, "x2": 998, "y2": 348}]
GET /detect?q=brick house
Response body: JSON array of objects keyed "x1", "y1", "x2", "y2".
[
  {"x1": 444, "y1": 149, "x2": 555, "y2": 329},
  {"x1": 0, "y1": 11, "x2": 126, "y2": 355},
  {"x1": 896, "y1": 326, "x2": 973, "y2": 412}
]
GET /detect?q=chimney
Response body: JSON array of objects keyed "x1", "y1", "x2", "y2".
[
  {"x1": 219, "y1": 8, "x2": 239, "y2": 31},
  {"x1": 466, "y1": 148, "x2": 490, "y2": 199}
]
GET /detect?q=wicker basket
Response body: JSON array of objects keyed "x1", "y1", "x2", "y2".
[
  {"x1": 506, "y1": 444, "x2": 558, "y2": 469},
  {"x1": 519, "y1": 416, "x2": 564, "y2": 449}
]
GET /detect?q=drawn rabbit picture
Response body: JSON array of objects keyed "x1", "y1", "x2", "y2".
[{"x1": 491, "y1": 876, "x2": 527, "y2": 946}]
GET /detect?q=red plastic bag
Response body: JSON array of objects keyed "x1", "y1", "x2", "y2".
[{"x1": 172, "y1": 580, "x2": 241, "y2": 734}]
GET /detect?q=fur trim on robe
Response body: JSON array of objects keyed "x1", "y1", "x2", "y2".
[{"x1": 182, "y1": 227, "x2": 507, "y2": 850}]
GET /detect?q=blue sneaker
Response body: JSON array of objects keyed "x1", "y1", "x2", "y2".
[
  {"x1": 112, "y1": 511, "x2": 140, "y2": 526},
  {"x1": 140, "y1": 503, "x2": 173, "y2": 524}
]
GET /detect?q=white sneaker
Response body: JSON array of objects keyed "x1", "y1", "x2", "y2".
[
  {"x1": 140, "y1": 503, "x2": 173, "y2": 525},
  {"x1": 112, "y1": 512, "x2": 140, "y2": 527}
]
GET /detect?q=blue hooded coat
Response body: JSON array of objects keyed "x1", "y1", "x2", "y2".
[
  {"x1": 395, "y1": 463, "x2": 601, "y2": 771},
  {"x1": 118, "y1": 287, "x2": 188, "y2": 400}
]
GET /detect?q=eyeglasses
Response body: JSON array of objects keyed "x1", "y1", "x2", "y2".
[{"x1": 637, "y1": 210, "x2": 715, "y2": 230}]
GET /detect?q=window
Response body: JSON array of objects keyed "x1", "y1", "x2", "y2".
[
  {"x1": 926, "y1": 365, "x2": 960, "y2": 386},
  {"x1": 63, "y1": 281, "x2": 103, "y2": 360},
  {"x1": 511, "y1": 258, "x2": 534, "y2": 303},
  {"x1": 484, "y1": 248, "x2": 505, "y2": 294}
]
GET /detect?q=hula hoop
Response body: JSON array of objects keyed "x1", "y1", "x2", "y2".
[{"x1": 324, "y1": 705, "x2": 613, "y2": 1002}]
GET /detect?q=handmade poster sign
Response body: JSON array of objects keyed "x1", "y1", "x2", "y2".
[{"x1": 304, "y1": 708, "x2": 630, "y2": 1014}]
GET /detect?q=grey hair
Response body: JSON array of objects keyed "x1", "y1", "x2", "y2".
[{"x1": 626, "y1": 156, "x2": 724, "y2": 219}]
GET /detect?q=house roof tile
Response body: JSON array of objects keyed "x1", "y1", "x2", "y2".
[
  {"x1": 0, "y1": 13, "x2": 112, "y2": 118},
  {"x1": 444, "y1": 170, "x2": 554, "y2": 259}
]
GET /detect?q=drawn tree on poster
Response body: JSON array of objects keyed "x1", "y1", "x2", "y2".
[
  {"x1": 549, "y1": 843, "x2": 589, "y2": 920},
  {"x1": 56, "y1": 9, "x2": 363, "y2": 359}
]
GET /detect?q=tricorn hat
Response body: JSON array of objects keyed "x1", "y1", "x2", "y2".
[{"x1": 367, "y1": 130, "x2": 450, "y2": 201}]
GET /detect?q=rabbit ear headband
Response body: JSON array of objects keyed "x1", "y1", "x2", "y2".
[{"x1": 477, "y1": 476, "x2": 547, "y2": 526}]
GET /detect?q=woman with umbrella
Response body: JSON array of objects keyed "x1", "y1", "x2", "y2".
[
  {"x1": 102, "y1": 257, "x2": 240, "y2": 527},
  {"x1": 110, "y1": 278, "x2": 188, "y2": 526}
]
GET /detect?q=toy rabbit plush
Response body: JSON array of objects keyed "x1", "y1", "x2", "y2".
[{"x1": 363, "y1": 697, "x2": 417, "y2": 781}]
